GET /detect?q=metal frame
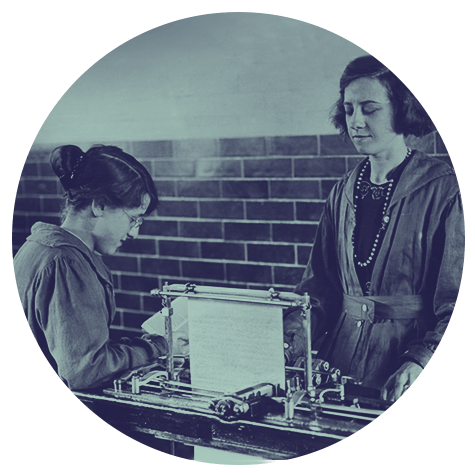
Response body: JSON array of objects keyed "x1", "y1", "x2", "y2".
[{"x1": 150, "y1": 282, "x2": 315, "y2": 393}]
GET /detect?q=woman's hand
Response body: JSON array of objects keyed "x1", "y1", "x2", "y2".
[
  {"x1": 172, "y1": 330, "x2": 189, "y2": 357},
  {"x1": 381, "y1": 361, "x2": 423, "y2": 401},
  {"x1": 141, "y1": 333, "x2": 168, "y2": 356}
]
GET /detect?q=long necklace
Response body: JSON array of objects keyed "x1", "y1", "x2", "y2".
[{"x1": 352, "y1": 148, "x2": 412, "y2": 268}]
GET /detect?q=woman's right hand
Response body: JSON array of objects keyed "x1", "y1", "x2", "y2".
[{"x1": 381, "y1": 361, "x2": 423, "y2": 401}]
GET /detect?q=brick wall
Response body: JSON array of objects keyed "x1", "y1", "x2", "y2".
[{"x1": 12, "y1": 132, "x2": 450, "y2": 338}]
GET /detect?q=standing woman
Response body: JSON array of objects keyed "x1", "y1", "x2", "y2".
[
  {"x1": 14, "y1": 145, "x2": 167, "y2": 390},
  {"x1": 284, "y1": 56, "x2": 464, "y2": 401}
]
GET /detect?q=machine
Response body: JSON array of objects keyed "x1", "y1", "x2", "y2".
[{"x1": 76, "y1": 283, "x2": 392, "y2": 460}]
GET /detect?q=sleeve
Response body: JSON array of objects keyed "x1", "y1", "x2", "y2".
[
  {"x1": 283, "y1": 194, "x2": 343, "y2": 364},
  {"x1": 35, "y1": 255, "x2": 167, "y2": 390},
  {"x1": 403, "y1": 191, "x2": 464, "y2": 368}
]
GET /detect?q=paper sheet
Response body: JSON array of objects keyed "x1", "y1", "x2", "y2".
[
  {"x1": 194, "y1": 446, "x2": 266, "y2": 465},
  {"x1": 141, "y1": 297, "x2": 190, "y2": 356},
  {"x1": 188, "y1": 298, "x2": 285, "y2": 394},
  {"x1": 141, "y1": 297, "x2": 188, "y2": 335}
]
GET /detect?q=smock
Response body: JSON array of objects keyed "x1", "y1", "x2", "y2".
[
  {"x1": 285, "y1": 151, "x2": 464, "y2": 389},
  {"x1": 14, "y1": 222, "x2": 164, "y2": 390}
]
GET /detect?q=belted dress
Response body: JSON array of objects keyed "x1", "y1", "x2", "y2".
[{"x1": 286, "y1": 151, "x2": 464, "y2": 390}]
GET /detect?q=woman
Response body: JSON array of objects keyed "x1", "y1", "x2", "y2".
[
  {"x1": 14, "y1": 144, "x2": 167, "y2": 390},
  {"x1": 284, "y1": 55, "x2": 464, "y2": 402}
]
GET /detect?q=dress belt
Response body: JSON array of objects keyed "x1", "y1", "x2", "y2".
[{"x1": 342, "y1": 294, "x2": 426, "y2": 323}]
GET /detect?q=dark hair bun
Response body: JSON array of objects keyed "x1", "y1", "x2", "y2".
[
  {"x1": 48, "y1": 144, "x2": 159, "y2": 217},
  {"x1": 50, "y1": 145, "x2": 84, "y2": 190}
]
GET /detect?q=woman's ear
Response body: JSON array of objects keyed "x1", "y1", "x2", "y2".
[{"x1": 91, "y1": 199, "x2": 105, "y2": 218}]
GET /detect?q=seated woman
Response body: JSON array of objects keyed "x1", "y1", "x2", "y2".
[
  {"x1": 284, "y1": 55, "x2": 464, "y2": 402},
  {"x1": 14, "y1": 144, "x2": 167, "y2": 390}
]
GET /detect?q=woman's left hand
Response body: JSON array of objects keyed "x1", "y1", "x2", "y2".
[{"x1": 381, "y1": 361, "x2": 423, "y2": 402}]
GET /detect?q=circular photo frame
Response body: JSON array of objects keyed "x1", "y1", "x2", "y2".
[{"x1": 6, "y1": 5, "x2": 472, "y2": 472}]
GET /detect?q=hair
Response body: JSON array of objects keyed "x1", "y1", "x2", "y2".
[
  {"x1": 50, "y1": 144, "x2": 159, "y2": 221},
  {"x1": 330, "y1": 55, "x2": 435, "y2": 138}
]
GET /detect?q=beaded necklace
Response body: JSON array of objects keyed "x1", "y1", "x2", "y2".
[{"x1": 352, "y1": 148, "x2": 412, "y2": 268}]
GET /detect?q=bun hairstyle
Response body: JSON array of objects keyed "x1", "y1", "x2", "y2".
[
  {"x1": 50, "y1": 144, "x2": 158, "y2": 220},
  {"x1": 331, "y1": 55, "x2": 436, "y2": 138}
]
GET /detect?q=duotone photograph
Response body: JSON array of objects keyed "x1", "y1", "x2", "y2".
[{"x1": 10, "y1": 12, "x2": 464, "y2": 465}]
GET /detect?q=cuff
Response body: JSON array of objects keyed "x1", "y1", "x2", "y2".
[
  {"x1": 133, "y1": 335, "x2": 168, "y2": 359},
  {"x1": 400, "y1": 345, "x2": 435, "y2": 369}
]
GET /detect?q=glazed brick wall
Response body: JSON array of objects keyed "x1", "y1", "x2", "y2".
[{"x1": 12, "y1": 132, "x2": 451, "y2": 337}]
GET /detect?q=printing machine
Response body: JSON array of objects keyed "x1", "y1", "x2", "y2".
[{"x1": 75, "y1": 283, "x2": 392, "y2": 460}]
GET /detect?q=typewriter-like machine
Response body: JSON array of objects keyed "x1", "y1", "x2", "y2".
[{"x1": 77, "y1": 283, "x2": 392, "y2": 460}]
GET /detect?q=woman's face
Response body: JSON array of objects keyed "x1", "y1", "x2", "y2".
[
  {"x1": 344, "y1": 77, "x2": 402, "y2": 156},
  {"x1": 92, "y1": 193, "x2": 151, "y2": 255}
]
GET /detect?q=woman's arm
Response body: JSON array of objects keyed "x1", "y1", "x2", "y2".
[
  {"x1": 382, "y1": 191, "x2": 464, "y2": 400},
  {"x1": 403, "y1": 192, "x2": 464, "y2": 368},
  {"x1": 35, "y1": 256, "x2": 166, "y2": 390},
  {"x1": 284, "y1": 197, "x2": 343, "y2": 363}
]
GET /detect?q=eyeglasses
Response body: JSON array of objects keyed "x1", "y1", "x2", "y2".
[{"x1": 122, "y1": 209, "x2": 145, "y2": 229}]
